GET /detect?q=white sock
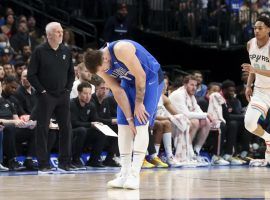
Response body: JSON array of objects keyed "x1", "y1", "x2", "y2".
[
  {"x1": 118, "y1": 125, "x2": 134, "y2": 177},
  {"x1": 120, "y1": 154, "x2": 132, "y2": 177},
  {"x1": 132, "y1": 151, "x2": 145, "y2": 176},
  {"x1": 261, "y1": 131, "x2": 270, "y2": 141},
  {"x1": 132, "y1": 123, "x2": 149, "y2": 176},
  {"x1": 163, "y1": 132, "x2": 173, "y2": 157}
]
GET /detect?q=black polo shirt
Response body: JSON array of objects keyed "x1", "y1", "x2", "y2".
[
  {"x1": 14, "y1": 85, "x2": 36, "y2": 115},
  {"x1": 28, "y1": 42, "x2": 74, "y2": 96},
  {"x1": 70, "y1": 97, "x2": 112, "y2": 129},
  {"x1": 0, "y1": 97, "x2": 16, "y2": 119}
]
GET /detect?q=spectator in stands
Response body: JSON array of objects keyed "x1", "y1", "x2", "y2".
[
  {"x1": 5, "y1": 7, "x2": 15, "y2": 17},
  {"x1": 103, "y1": 3, "x2": 133, "y2": 42},
  {"x1": 10, "y1": 21, "x2": 38, "y2": 54},
  {"x1": 1, "y1": 14, "x2": 16, "y2": 38},
  {"x1": 28, "y1": 22, "x2": 75, "y2": 172},
  {"x1": 192, "y1": 70, "x2": 207, "y2": 97},
  {"x1": 70, "y1": 82, "x2": 107, "y2": 168},
  {"x1": 70, "y1": 62, "x2": 95, "y2": 99},
  {"x1": 0, "y1": 65, "x2": 4, "y2": 82},
  {"x1": 169, "y1": 75, "x2": 212, "y2": 165},
  {"x1": 63, "y1": 28, "x2": 75, "y2": 49},
  {"x1": 14, "y1": 60, "x2": 26, "y2": 82},
  {"x1": 208, "y1": 0, "x2": 229, "y2": 43},
  {"x1": 27, "y1": 16, "x2": 43, "y2": 43},
  {"x1": 0, "y1": 34, "x2": 10, "y2": 50},
  {"x1": 18, "y1": 15, "x2": 27, "y2": 24},
  {"x1": 0, "y1": 47, "x2": 14, "y2": 65},
  {"x1": 3, "y1": 63, "x2": 14, "y2": 77},
  {"x1": 22, "y1": 45, "x2": 32, "y2": 64},
  {"x1": 178, "y1": 0, "x2": 196, "y2": 38}
]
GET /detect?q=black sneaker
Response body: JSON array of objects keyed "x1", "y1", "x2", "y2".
[
  {"x1": 86, "y1": 160, "x2": 105, "y2": 168},
  {"x1": 58, "y1": 163, "x2": 79, "y2": 171},
  {"x1": 38, "y1": 165, "x2": 56, "y2": 174},
  {"x1": 103, "y1": 159, "x2": 121, "y2": 167},
  {"x1": 72, "y1": 158, "x2": 86, "y2": 170},
  {"x1": 23, "y1": 159, "x2": 38, "y2": 170},
  {"x1": 8, "y1": 159, "x2": 25, "y2": 171}
]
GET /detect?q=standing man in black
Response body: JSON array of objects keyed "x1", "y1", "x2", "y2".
[{"x1": 28, "y1": 22, "x2": 75, "y2": 171}]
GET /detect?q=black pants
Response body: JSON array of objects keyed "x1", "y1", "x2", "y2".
[
  {"x1": 222, "y1": 120, "x2": 238, "y2": 155},
  {"x1": 3, "y1": 126, "x2": 36, "y2": 160},
  {"x1": 72, "y1": 127, "x2": 106, "y2": 163},
  {"x1": 15, "y1": 128, "x2": 36, "y2": 157},
  {"x1": 34, "y1": 92, "x2": 72, "y2": 167}
]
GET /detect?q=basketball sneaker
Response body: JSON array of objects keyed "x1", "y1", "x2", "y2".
[
  {"x1": 211, "y1": 155, "x2": 230, "y2": 166},
  {"x1": 167, "y1": 156, "x2": 182, "y2": 168},
  {"x1": 0, "y1": 163, "x2": 8, "y2": 171},
  {"x1": 123, "y1": 173, "x2": 140, "y2": 190},
  {"x1": 149, "y1": 156, "x2": 168, "y2": 168},
  {"x1": 142, "y1": 159, "x2": 155, "y2": 169},
  {"x1": 107, "y1": 174, "x2": 127, "y2": 188}
]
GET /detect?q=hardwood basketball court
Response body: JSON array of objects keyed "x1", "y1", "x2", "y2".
[{"x1": 0, "y1": 166, "x2": 269, "y2": 199}]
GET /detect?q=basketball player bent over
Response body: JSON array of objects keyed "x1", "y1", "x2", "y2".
[
  {"x1": 84, "y1": 40, "x2": 164, "y2": 189},
  {"x1": 242, "y1": 16, "x2": 270, "y2": 165}
]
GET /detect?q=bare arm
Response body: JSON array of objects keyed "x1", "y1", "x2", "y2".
[
  {"x1": 242, "y1": 40, "x2": 254, "y2": 102},
  {"x1": 97, "y1": 71, "x2": 136, "y2": 134},
  {"x1": 113, "y1": 41, "x2": 149, "y2": 124},
  {"x1": 162, "y1": 94, "x2": 178, "y2": 115},
  {"x1": 114, "y1": 41, "x2": 146, "y2": 104}
]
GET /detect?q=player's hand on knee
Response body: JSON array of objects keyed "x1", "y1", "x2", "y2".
[
  {"x1": 127, "y1": 119, "x2": 137, "y2": 135},
  {"x1": 134, "y1": 103, "x2": 149, "y2": 124}
]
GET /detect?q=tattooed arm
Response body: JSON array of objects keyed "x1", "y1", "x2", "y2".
[{"x1": 114, "y1": 41, "x2": 149, "y2": 124}]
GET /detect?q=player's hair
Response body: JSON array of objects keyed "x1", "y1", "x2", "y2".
[
  {"x1": 221, "y1": 79, "x2": 235, "y2": 89},
  {"x1": 183, "y1": 75, "x2": 197, "y2": 84},
  {"x1": 256, "y1": 16, "x2": 270, "y2": 28},
  {"x1": 77, "y1": 81, "x2": 92, "y2": 92},
  {"x1": 84, "y1": 48, "x2": 103, "y2": 74},
  {"x1": 207, "y1": 82, "x2": 221, "y2": 90}
]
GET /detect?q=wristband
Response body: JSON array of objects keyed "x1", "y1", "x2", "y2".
[{"x1": 126, "y1": 117, "x2": 133, "y2": 121}]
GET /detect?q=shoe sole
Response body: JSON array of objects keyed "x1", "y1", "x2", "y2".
[{"x1": 123, "y1": 184, "x2": 139, "y2": 190}]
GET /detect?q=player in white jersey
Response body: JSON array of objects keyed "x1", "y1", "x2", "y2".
[{"x1": 242, "y1": 16, "x2": 270, "y2": 165}]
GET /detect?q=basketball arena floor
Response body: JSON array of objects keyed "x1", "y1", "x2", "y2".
[{"x1": 0, "y1": 166, "x2": 269, "y2": 199}]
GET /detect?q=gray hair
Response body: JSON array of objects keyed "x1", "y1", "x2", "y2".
[{"x1": 45, "y1": 22, "x2": 61, "y2": 35}]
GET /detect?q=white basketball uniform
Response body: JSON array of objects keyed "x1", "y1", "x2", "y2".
[{"x1": 248, "y1": 37, "x2": 270, "y2": 118}]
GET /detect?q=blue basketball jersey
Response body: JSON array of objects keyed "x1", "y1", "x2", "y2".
[
  {"x1": 105, "y1": 40, "x2": 164, "y2": 126},
  {"x1": 106, "y1": 40, "x2": 160, "y2": 84}
]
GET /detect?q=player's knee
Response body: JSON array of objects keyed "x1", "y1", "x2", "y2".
[
  {"x1": 244, "y1": 116, "x2": 257, "y2": 132},
  {"x1": 161, "y1": 120, "x2": 171, "y2": 129},
  {"x1": 190, "y1": 119, "x2": 200, "y2": 129}
]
